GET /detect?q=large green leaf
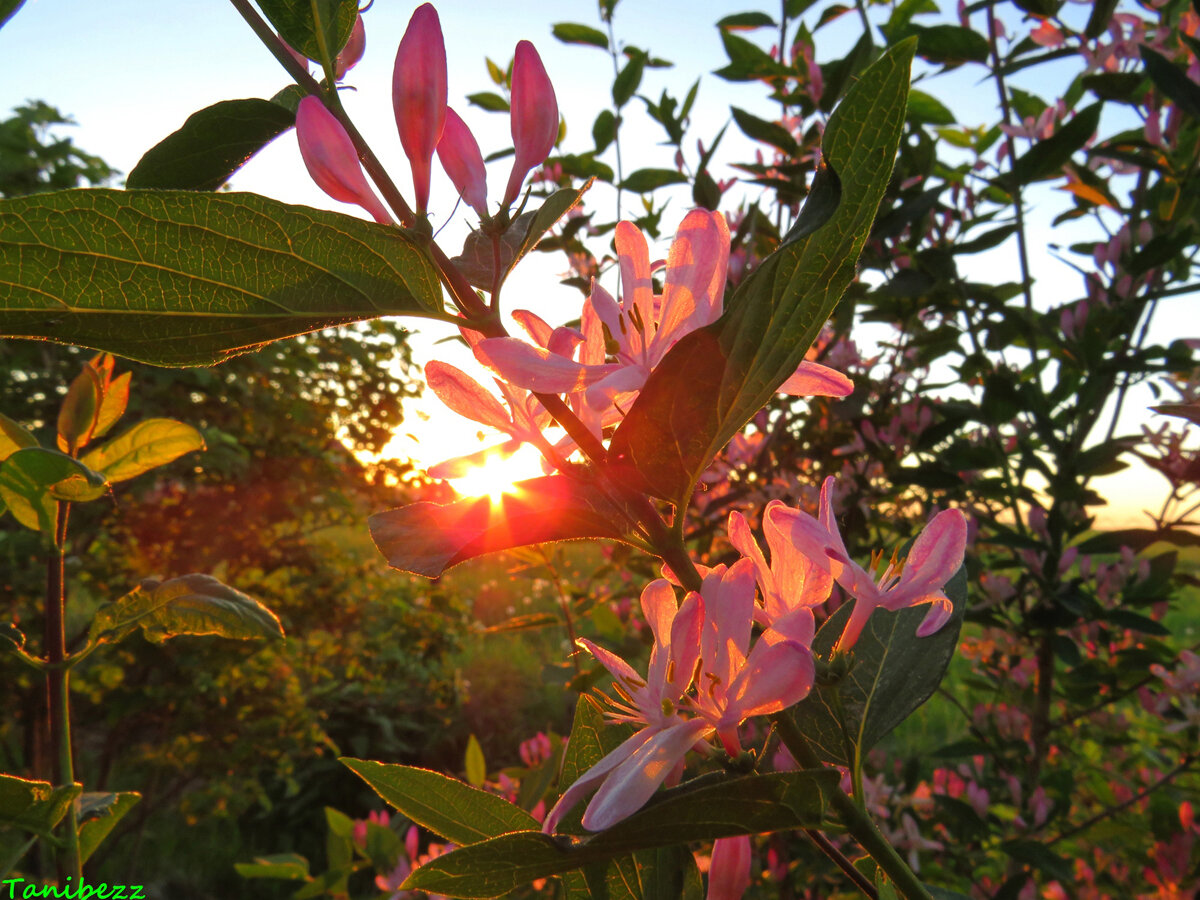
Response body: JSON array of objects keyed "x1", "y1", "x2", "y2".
[
  {"x1": 0, "y1": 773, "x2": 81, "y2": 837},
  {"x1": 77, "y1": 791, "x2": 140, "y2": 864},
  {"x1": 369, "y1": 473, "x2": 640, "y2": 578},
  {"x1": 0, "y1": 189, "x2": 444, "y2": 366},
  {"x1": 789, "y1": 567, "x2": 968, "y2": 768},
  {"x1": 80, "y1": 418, "x2": 204, "y2": 484},
  {"x1": 404, "y1": 770, "x2": 836, "y2": 898},
  {"x1": 87, "y1": 574, "x2": 284, "y2": 646},
  {"x1": 340, "y1": 758, "x2": 538, "y2": 846},
  {"x1": 257, "y1": 0, "x2": 358, "y2": 62},
  {"x1": 0, "y1": 447, "x2": 106, "y2": 533},
  {"x1": 127, "y1": 99, "x2": 296, "y2": 191},
  {"x1": 609, "y1": 40, "x2": 915, "y2": 505},
  {"x1": 581, "y1": 846, "x2": 703, "y2": 900}
]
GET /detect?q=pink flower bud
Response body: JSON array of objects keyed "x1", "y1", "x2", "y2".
[
  {"x1": 295, "y1": 96, "x2": 393, "y2": 224},
  {"x1": 707, "y1": 836, "x2": 752, "y2": 900},
  {"x1": 335, "y1": 14, "x2": 366, "y2": 80},
  {"x1": 437, "y1": 107, "x2": 489, "y2": 218},
  {"x1": 393, "y1": 3, "x2": 447, "y2": 212},
  {"x1": 503, "y1": 41, "x2": 558, "y2": 208}
]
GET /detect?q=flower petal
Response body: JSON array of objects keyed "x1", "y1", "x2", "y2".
[
  {"x1": 425, "y1": 360, "x2": 512, "y2": 432},
  {"x1": 654, "y1": 210, "x2": 730, "y2": 352},
  {"x1": 581, "y1": 718, "x2": 712, "y2": 831},
  {"x1": 542, "y1": 728, "x2": 653, "y2": 834},
  {"x1": 777, "y1": 361, "x2": 853, "y2": 397},
  {"x1": 476, "y1": 338, "x2": 619, "y2": 393}
]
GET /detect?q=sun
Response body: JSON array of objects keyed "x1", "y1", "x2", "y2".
[{"x1": 446, "y1": 444, "x2": 546, "y2": 502}]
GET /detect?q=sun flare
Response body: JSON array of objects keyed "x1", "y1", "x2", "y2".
[{"x1": 445, "y1": 444, "x2": 546, "y2": 502}]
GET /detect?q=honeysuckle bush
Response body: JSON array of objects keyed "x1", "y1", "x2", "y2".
[{"x1": 1, "y1": 1, "x2": 1198, "y2": 899}]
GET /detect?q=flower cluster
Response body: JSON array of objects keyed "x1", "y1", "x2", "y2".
[{"x1": 543, "y1": 480, "x2": 966, "y2": 833}]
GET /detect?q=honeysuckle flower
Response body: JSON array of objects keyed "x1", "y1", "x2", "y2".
[
  {"x1": 777, "y1": 476, "x2": 967, "y2": 652},
  {"x1": 295, "y1": 96, "x2": 393, "y2": 225},
  {"x1": 437, "y1": 107, "x2": 488, "y2": 219},
  {"x1": 423, "y1": 360, "x2": 549, "y2": 478},
  {"x1": 503, "y1": 40, "x2": 559, "y2": 208},
  {"x1": 688, "y1": 560, "x2": 816, "y2": 757},
  {"x1": 707, "y1": 835, "x2": 753, "y2": 900},
  {"x1": 541, "y1": 580, "x2": 705, "y2": 834},
  {"x1": 393, "y1": 3, "x2": 446, "y2": 212},
  {"x1": 728, "y1": 501, "x2": 833, "y2": 629},
  {"x1": 545, "y1": 562, "x2": 815, "y2": 834},
  {"x1": 474, "y1": 210, "x2": 853, "y2": 414}
]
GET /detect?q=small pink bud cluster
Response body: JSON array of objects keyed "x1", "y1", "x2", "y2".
[
  {"x1": 295, "y1": 4, "x2": 558, "y2": 224},
  {"x1": 395, "y1": 6, "x2": 559, "y2": 217}
]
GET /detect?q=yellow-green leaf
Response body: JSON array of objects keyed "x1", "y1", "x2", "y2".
[
  {"x1": 465, "y1": 735, "x2": 487, "y2": 788},
  {"x1": 0, "y1": 411, "x2": 37, "y2": 462},
  {"x1": 81, "y1": 419, "x2": 204, "y2": 483}
]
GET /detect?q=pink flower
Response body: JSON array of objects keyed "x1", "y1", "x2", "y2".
[
  {"x1": 422, "y1": 360, "x2": 549, "y2": 478},
  {"x1": 474, "y1": 210, "x2": 852, "y2": 414},
  {"x1": 295, "y1": 96, "x2": 392, "y2": 224},
  {"x1": 503, "y1": 41, "x2": 559, "y2": 207},
  {"x1": 437, "y1": 107, "x2": 488, "y2": 218},
  {"x1": 1030, "y1": 19, "x2": 1065, "y2": 48},
  {"x1": 543, "y1": 563, "x2": 815, "y2": 834},
  {"x1": 541, "y1": 580, "x2": 706, "y2": 834},
  {"x1": 776, "y1": 476, "x2": 967, "y2": 652},
  {"x1": 393, "y1": 3, "x2": 447, "y2": 212},
  {"x1": 708, "y1": 836, "x2": 753, "y2": 900},
  {"x1": 728, "y1": 501, "x2": 834, "y2": 629}
]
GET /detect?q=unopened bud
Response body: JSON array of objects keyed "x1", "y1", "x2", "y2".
[
  {"x1": 296, "y1": 96, "x2": 393, "y2": 224},
  {"x1": 503, "y1": 41, "x2": 558, "y2": 208},
  {"x1": 393, "y1": 3, "x2": 447, "y2": 212}
]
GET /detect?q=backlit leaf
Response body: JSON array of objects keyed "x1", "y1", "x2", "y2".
[
  {"x1": 80, "y1": 418, "x2": 204, "y2": 484},
  {"x1": 0, "y1": 447, "x2": 106, "y2": 532},
  {"x1": 369, "y1": 473, "x2": 640, "y2": 578},
  {"x1": 789, "y1": 566, "x2": 968, "y2": 768},
  {"x1": 77, "y1": 791, "x2": 139, "y2": 864},
  {"x1": 0, "y1": 189, "x2": 444, "y2": 365},
  {"x1": 127, "y1": 99, "x2": 296, "y2": 191},
  {"x1": 0, "y1": 411, "x2": 37, "y2": 462},
  {"x1": 341, "y1": 758, "x2": 538, "y2": 845},
  {"x1": 257, "y1": 0, "x2": 358, "y2": 62},
  {"x1": 88, "y1": 574, "x2": 284, "y2": 646},
  {"x1": 0, "y1": 773, "x2": 81, "y2": 836},
  {"x1": 404, "y1": 770, "x2": 835, "y2": 898}
]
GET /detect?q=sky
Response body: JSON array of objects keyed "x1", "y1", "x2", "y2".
[{"x1": 1, "y1": 0, "x2": 1189, "y2": 526}]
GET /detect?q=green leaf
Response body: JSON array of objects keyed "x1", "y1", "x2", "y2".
[
  {"x1": 56, "y1": 362, "x2": 101, "y2": 453},
  {"x1": 0, "y1": 411, "x2": 37, "y2": 462},
  {"x1": 730, "y1": 107, "x2": 800, "y2": 155},
  {"x1": 553, "y1": 22, "x2": 609, "y2": 49},
  {"x1": 1140, "y1": 45, "x2": 1200, "y2": 119},
  {"x1": 0, "y1": 447, "x2": 107, "y2": 532},
  {"x1": 340, "y1": 758, "x2": 538, "y2": 845},
  {"x1": 1001, "y1": 840, "x2": 1073, "y2": 882},
  {"x1": 77, "y1": 791, "x2": 139, "y2": 864},
  {"x1": 620, "y1": 168, "x2": 688, "y2": 193},
  {"x1": 790, "y1": 566, "x2": 968, "y2": 768},
  {"x1": 593, "y1": 110, "x2": 617, "y2": 153},
  {"x1": 0, "y1": 0, "x2": 27, "y2": 31},
  {"x1": 80, "y1": 418, "x2": 204, "y2": 484},
  {"x1": 583, "y1": 846, "x2": 702, "y2": 900},
  {"x1": 613, "y1": 54, "x2": 646, "y2": 109},
  {"x1": 234, "y1": 853, "x2": 313, "y2": 880},
  {"x1": 0, "y1": 189, "x2": 444, "y2": 366},
  {"x1": 1004, "y1": 104, "x2": 1101, "y2": 187},
  {"x1": 907, "y1": 89, "x2": 956, "y2": 125},
  {"x1": 369, "y1": 473, "x2": 639, "y2": 578},
  {"x1": 257, "y1": 0, "x2": 358, "y2": 62},
  {"x1": 127, "y1": 99, "x2": 296, "y2": 191},
  {"x1": 0, "y1": 773, "x2": 81, "y2": 837},
  {"x1": 404, "y1": 770, "x2": 835, "y2": 898},
  {"x1": 467, "y1": 92, "x2": 511, "y2": 113},
  {"x1": 93, "y1": 370, "x2": 131, "y2": 440},
  {"x1": 87, "y1": 574, "x2": 284, "y2": 646},
  {"x1": 465, "y1": 735, "x2": 487, "y2": 787},
  {"x1": 714, "y1": 31, "x2": 790, "y2": 82},
  {"x1": 609, "y1": 41, "x2": 915, "y2": 505},
  {"x1": 717, "y1": 12, "x2": 777, "y2": 30},
  {"x1": 906, "y1": 24, "x2": 989, "y2": 65}
]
